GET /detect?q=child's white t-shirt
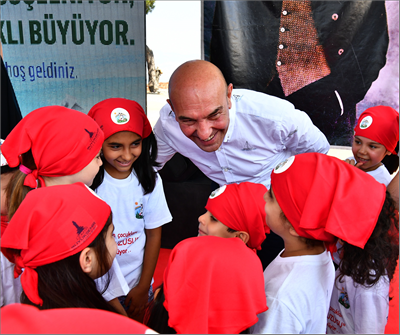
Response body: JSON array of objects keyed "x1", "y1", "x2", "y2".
[
  {"x1": 251, "y1": 249, "x2": 335, "y2": 334},
  {"x1": 97, "y1": 169, "x2": 172, "y2": 290},
  {"x1": 327, "y1": 269, "x2": 389, "y2": 334},
  {"x1": 1, "y1": 252, "x2": 23, "y2": 306},
  {"x1": 346, "y1": 156, "x2": 392, "y2": 186}
]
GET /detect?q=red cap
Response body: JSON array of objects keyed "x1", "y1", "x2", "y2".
[
  {"x1": 1, "y1": 303, "x2": 155, "y2": 334},
  {"x1": 163, "y1": 236, "x2": 267, "y2": 334},
  {"x1": 1, "y1": 106, "x2": 104, "y2": 188},
  {"x1": 205, "y1": 182, "x2": 270, "y2": 250},
  {"x1": 354, "y1": 105, "x2": 399, "y2": 154},
  {"x1": 271, "y1": 153, "x2": 386, "y2": 252},
  {"x1": 1, "y1": 183, "x2": 111, "y2": 306},
  {"x1": 88, "y1": 98, "x2": 152, "y2": 140}
]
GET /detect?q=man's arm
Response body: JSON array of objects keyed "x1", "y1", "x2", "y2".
[
  {"x1": 282, "y1": 109, "x2": 330, "y2": 155},
  {"x1": 153, "y1": 111, "x2": 178, "y2": 170}
]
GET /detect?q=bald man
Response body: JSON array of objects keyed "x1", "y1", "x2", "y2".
[
  {"x1": 154, "y1": 60, "x2": 329, "y2": 189},
  {"x1": 154, "y1": 60, "x2": 330, "y2": 268}
]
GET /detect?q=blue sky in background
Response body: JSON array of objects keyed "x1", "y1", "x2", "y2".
[{"x1": 146, "y1": 1, "x2": 201, "y2": 83}]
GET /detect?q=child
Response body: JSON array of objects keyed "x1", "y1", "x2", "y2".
[
  {"x1": 1, "y1": 105, "x2": 104, "y2": 220},
  {"x1": 345, "y1": 105, "x2": 399, "y2": 186},
  {"x1": 1, "y1": 139, "x2": 22, "y2": 307},
  {"x1": 198, "y1": 181, "x2": 270, "y2": 250},
  {"x1": 146, "y1": 236, "x2": 268, "y2": 334},
  {"x1": 88, "y1": 98, "x2": 172, "y2": 320},
  {"x1": 0, "y1": 107, "x2": 129, "y2": 314},
  {"x1": 1, "y1": 183, "x2": 118, "y2": 311},
  {"x1": 253, "y1": 152, "x2": 398, "y2": 334},
  {"x1": 327, "y1": 197, "x2": 398, "y2": 331}
]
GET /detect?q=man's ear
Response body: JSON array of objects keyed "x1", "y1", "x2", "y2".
[
  {"x1": 236, "y1": 231, "x2": 250, "y2": 245},
  {"x1": 227, "y1": 83, "x2": 233, "y2": 109},
  {"x1": 79, "y1": 247, "x2": 95, "y2": 277},
  {"x1": 167, "y1": 99, "x2": 174, "y2": 112}
]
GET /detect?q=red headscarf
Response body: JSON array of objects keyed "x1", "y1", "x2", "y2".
[
  {"x1": 1, "y1": 304, "x2": 154, "y2": 334},
  {"x1": 88, "y1": 98, "x2": 152, "y2": 139},
  {"x1": 1, "y1": 106, "x2": 104, "y2": 188},
  {"x1": 205, "y1": 182, "x2": 270, "y2": 250},
  {"x1": 354, "y1": 105, "x2": 399, "y2": 154},
  {"x1": 271, "y1": 153, "x2": 386, "y2": 252},
  {"x1": 1, "y1": 183, "x2": 111, "y2": 306},
  {"x1": 163, "y1": 236, "x2": 268, "y2": 334}
]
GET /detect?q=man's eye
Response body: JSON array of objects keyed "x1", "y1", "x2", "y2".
[{"x1": 181, "y1": 120, "x2": 195, "y2": 126}]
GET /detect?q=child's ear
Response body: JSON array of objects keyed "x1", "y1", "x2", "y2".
[
  {"x1": 386, "y1": 150, "x2": 392, "y2": 156},
  {"x1": 236, "y1": 231, "x2": 250, "y2": 245},
  {"x1": 79, "y1": 247, "x2": 95, "y2": 277},
  {"x1": 288, "y1": 225, "x2": 300, "y2": 237}
]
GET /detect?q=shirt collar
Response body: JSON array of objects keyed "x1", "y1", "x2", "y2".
[{"x1": 224, "y1": 95, "x2": 237, "y2": 143}]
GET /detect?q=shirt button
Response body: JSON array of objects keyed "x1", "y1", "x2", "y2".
[
  {"x1": 279, "y1": 44, "x2": 284, "y2": 49},
  {"x1": 223, "y1": 168, "x2": 228, "y2": 172},
  {"x1": 280, "y1": 27, "x2": 285, "y2": 32},
  {"x1": 282, "y1": 10, "x2": 288, "y2": 15},
  {"x1": 332, "y1": 13, "x2": 339, "y2": 21},
  {"x1": 338, "y1": 48, "x2": 344, "y2": 55},
  {"x1": 277, "y1": 61, "x2": 282, "y2": 66}
]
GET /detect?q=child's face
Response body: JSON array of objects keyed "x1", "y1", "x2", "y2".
[
  {"x1": 102, "y1": 131, "x2": 142, "y2": 179},
  {"x1": 0, "y1": 172, "x2": 12, "y2": 215},
  {"x1": 352, "y1": 135, "x2": 390, "y2": 172},
  {"x1": 70, "y1": 149, "x2": 102, "y2": 186},
  {"x1": 90, "y1": 223, "x2": 117, "y2": 279},
  {"x1": 263, "y1": 187, "x2": 287, "y2": 237},
  {"x1": 198, "y1": 211, "x2": 237, "y2": 238}
]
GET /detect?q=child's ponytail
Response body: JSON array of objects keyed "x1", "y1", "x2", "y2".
[{"x1": 6, "y1": 150, "x2": 39, "y2": 221}]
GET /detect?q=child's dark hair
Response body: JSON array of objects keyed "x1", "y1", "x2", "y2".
[
  {"x1": 145, "y1": 284, "x2": 176, "y2": 334},
  {"x1": 5, "y1": 150, "x2": 40, "y2": 221},
  {"x1": 337, "y1": 191, "x2": 399, "y2": 287},
  {"x1": 381, "y1": 141, "x2": 399, "y2": 174},
  {"x1": 145, "y1": 284, "x2": 251, "y2": 334},
  {"x1": 20, "y1": 214, "x2": 117, "y2": 312},
  {"x1": 91, "y1": 132, "x2": 160, "y2": 194}
]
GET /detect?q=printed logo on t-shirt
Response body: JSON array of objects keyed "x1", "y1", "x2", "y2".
[
  {"x1": 338, "y1": 286, "x2": 350, "y2": 309},
  {"x1": 111, "y1": 108, "x2": 130, "y2": 125},
  {"x1": 359, "y1": 115, "x2": 373, "y2": 130},
  {"x1": 209, "y1": 185, "x2": 227, "y2": 199},
  {"x1": 274, "y1": 156, "x2": 295, "y2": 174},
  {"x1": 135, "y1": 202, "x2": 144, "y2": 219}
]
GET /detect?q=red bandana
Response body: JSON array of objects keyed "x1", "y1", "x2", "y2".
[
  {"x1": 271, "y1": 153, "x2": 386, "y2": 252},
  {"x1": 88, "y1": 98, "x2": 152, "y2": 139},
  {"x1": 1, "y1": 304, "x2": 154, "y2": 334},
  {"x1": 1, "y1": 183, "x2": 111, "y2": 306},
  {"x1": 1, "y1": 106, "x2": 104, "y2": 188},
  {"x1": 163, "y1": 236, "x2": 268, "y2": 334},
  {"x1": 205, "y1": 182, "x2": 270, "y2": 250},
  {"x1": 354, "y1": 105, "x2": 399, "y2": 154}
]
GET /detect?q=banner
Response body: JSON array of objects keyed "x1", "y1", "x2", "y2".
[
  {"x1": 1, "y1": 0, "x2": 146, "y2": 117},
  {"x1": 203, "y1": 1, "x2": 399, "y2": 146}
]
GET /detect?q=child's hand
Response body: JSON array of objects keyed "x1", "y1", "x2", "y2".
[
  {"x1": 344, "y1": 158, "x2": 364, "y2": 168},
  {"x1": 125, "y1": 285, "x2": 149, "y2": 320}
]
